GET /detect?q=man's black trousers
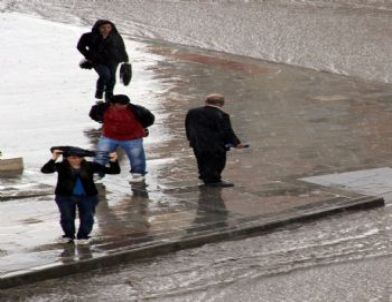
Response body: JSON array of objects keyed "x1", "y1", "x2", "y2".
[{"x1": 193, "y1": 148, "x2": 226, "y2": 184}]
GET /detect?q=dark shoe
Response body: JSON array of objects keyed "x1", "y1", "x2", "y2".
[
  {"x1": 95, "y1": 90, "x2": 104, "y2": 99},
  {"x1": 205, "y1": 181, "x2": 234, "y2": 188}
]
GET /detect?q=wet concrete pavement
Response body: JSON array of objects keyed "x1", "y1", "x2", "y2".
[
  {"x1": 0, "y1": 181, "x2": 382, "y2": 289},
  {"x1": 0, "y1": 13, "x2": 391, "y2": 290}
]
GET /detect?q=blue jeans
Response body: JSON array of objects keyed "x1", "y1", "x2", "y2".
[
  {"x1": 94, "y1": 64, "x2": 118, "y2": 95},
  {"x1": 95, "y1": 136, "x2": 146, "y2": 175},
  {"x1": 55, "y1": 195, "x2": 99, "y2": 239}
]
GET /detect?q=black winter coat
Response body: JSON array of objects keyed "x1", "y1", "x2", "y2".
[
  {"x1": 41, "y1": 159, "x2": 120, "y2": 197},
  {"x1": 77, "y1": 20, "x2": 128, "y2": 66},
  {"x1": 89, "y1": 102, "x2": 155, "y2": 128},
  {"x1": 185, "y1": 106, "x2": 241, "y2": 152}
]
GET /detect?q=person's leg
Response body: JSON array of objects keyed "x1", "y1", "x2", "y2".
[
  {"x1": 76, "y1": 196, "x2": 99, "y2": 239},
  {"x1": 204, "y1": 151, "x2": 233, "y2": 186},
  {"x1": 193, "y1": 149, "x2": 219, "y2": 183},
  {"x1": 94, "y1": 136, "x2": 119, "y2": 177},
  {"x1": 55, "y1": 196, "x2": 76, "y2": 239},
  {"x1": 193, "y1": 150, "x2": 225, "y2": 184},
  {"x1": 94, "y1": 136, "x2": 119, "y2": 166},
  {"x1": 214, "y1": 151, "x2": 227, "y2": 180},
  {"x1": 94, "y1": 65, "x2": 111, "y2": 99},
  {"x1": 120, "y1": 139, "x2": 146, "y2": 175},
  {"x1": 104, "y1": 64, "x2": 118, "y2": 101},
  {"x1": 193, "y1": 148, "x2": 206, "y2": 181}
]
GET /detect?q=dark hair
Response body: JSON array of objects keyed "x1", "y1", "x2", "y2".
[{"x1": 110, "y1": 94, "x2": 130, "y2": 105}]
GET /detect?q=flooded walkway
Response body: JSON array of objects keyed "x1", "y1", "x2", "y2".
[{"x1": 0, "y1": 13, "x2": 391, "y2": 292}]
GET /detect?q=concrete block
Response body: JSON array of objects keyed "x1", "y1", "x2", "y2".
[{"x1": 0, "y1": 157, "x2": 24, "y2": 175}]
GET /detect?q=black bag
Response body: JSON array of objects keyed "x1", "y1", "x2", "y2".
[{"x1": 120, "y1": 63, "x2": 132, "y2": 86}]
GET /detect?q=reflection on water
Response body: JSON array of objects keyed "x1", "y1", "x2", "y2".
[
  {"x1": 59, "y1": 243, "x2": 93, "y2": 263},
  {"x1": 94, "y1": 184, "x2": 151, "y2": 241},
  {"x1": 187, "y1": 187, "x2": 228, "y2": 234},
  {"x1": 3, "y1": 204, "x2": 392, "y2": 301}
]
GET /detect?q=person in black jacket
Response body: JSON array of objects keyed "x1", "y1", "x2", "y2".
[
  {"x1": 185, "y1": 94, "x2": 247, "y2": 187},
  {"x1": 77, "y1": 20, "x2": 129, "y2": 101},
  {"x1": 41, "y1": 147, "x2": 120, "y2": 243}
]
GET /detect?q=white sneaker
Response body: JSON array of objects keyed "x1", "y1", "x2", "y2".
[
  {"x1": 76, "y1": 238, "x2": 91, "y2": 245},
  {"x1": 128, "y1": 173, "x2": 145, "y2": 183}
]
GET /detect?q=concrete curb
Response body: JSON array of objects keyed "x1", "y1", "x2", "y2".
[{"x1": 0, "y1": 195, "x2": 384, "y2": 289}]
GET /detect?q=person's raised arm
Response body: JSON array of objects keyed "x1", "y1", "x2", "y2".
[{"x1": 41, "y1": 149, "x2": 62, "y2": 173}]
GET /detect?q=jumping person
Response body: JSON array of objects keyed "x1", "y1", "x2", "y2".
[
  {"x1": 77, "y1": 19, "x2": 129, "y2": 101},
  {"x1": 41, "y1": 146, "x2": 120, "y2": 243},
  {"x1": 185, "y1": 93, "x2": 247, "y2": 187}
]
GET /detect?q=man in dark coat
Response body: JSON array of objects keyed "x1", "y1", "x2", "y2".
[
  {"x1": 185, "y1": 94, "x2": 247, "y2": 187},
  {"x1": 77, "y1": 20, "x2": 129, "y2": 101}
]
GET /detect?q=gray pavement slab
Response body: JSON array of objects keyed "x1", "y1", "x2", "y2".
[{"x1": 302, "y1": 167, "x2": 392, "y2": 197}]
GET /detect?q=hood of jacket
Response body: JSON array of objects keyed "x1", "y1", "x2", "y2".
[{"x1": 91, "y1": 19, "x2": 120, "y2": 36}]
